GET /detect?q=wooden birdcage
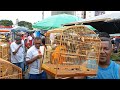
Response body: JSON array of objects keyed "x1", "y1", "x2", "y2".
[
  {"x1": 42, "y1": 25, "x2": 101, "y2": 78},
  {"x1": 0, "y1": 58, "x2": 22, "y2": 79},
  {"x1": 0, "y1": 42, "x2": 9, "y2": 60}
]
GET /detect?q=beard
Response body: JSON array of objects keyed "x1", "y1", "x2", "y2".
[{"x1": 99, "y1": 55, "x2": 107, "y2": 63}]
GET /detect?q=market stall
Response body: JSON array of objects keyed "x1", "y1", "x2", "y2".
[{"x1": 0, "y1": 42, "x2": 9, "y2": 61}]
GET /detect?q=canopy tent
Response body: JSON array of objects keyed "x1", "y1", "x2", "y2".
[
  {"x1": 11, "y1": 26, "x2": 29, "y2": 33},
  {"x1": 63, "y1": 25, "x2": 96, "y2": 31},
  {"x1": 27, "y1": 29, "x2": 35, "y2": 33},
  {"x1": 32, "y1": 14, "x2": 82, "y2": 30},
  {"x1": 63, "y1": 13, "x2": 120, "y2": 34},
  {"x1": 10, "y1": 26, "x2": 29, "y2": 41}
]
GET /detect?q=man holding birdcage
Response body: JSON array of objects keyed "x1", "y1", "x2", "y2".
[
  {"x1": 83, "y1": 32, "x2": 120, "y2": 79},
  {"x1": 73, "y1": 32, "x2": 120, "y2": 79}
]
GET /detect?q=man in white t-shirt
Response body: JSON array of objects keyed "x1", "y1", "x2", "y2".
[
  {"x1": 10, "y1": 36, "x2": 25, "y2": 72},
  {"x1": 26, "y1": 37, "x2": 47, "y2": 79}
]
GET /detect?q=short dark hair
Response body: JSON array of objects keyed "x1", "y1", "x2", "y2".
[
  {"x1": 15, "y1": 36, "x2": 21, "y2": 41},
  {"x1": 98, "y1": 32, "x2": 110, "y2": 38},
  {"x1": 29, "y1": 32, "x2": 33, "y2": 35},
  {"x1": 98, "y1": 32, "x2": 112, "y2": 48},
  {"x1": 34, "y1": 37, "x2": 41, "y2": 40}
]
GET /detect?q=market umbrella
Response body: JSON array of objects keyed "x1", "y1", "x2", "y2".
[
  {"x1": 11, "y1": 26, "x2": 29, "y2": 33},
  {"x1": 32, "y1": 14, "x2": 82, "y2": 30}
]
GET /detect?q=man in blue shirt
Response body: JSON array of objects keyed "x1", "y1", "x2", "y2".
[{"x1": 87, "y1": 32, "x2": 120, "y2": 79}]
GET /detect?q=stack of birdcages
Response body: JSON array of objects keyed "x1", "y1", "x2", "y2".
[{"x1": 0, "y1": 42, "x2": 9, "y2": 60}]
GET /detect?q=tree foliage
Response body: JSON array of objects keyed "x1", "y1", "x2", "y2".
[
  {"x1": 0, "y1": 20, "x2": 13, "y2": 26},
  {"x1": 18, "y1": 21, "x2": 33, "y2": 30}
]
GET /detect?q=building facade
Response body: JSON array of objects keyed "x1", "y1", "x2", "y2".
[
  {"x1": 95, "y1": 11, "x2": 105, "y2": 16},
  {"x1": 51, "y1": 11, "x2": 75, "y2": 15},
  {"x1": 75, "y1": 11, "x2": 106, "y2": 19},
  {"x1": 44, "y1": 11, "x2": 106, "y2": 20}
]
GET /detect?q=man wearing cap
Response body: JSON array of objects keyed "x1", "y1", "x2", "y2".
[{"x1": 10, "y1": 36, "x2": 25, "y2": 72}]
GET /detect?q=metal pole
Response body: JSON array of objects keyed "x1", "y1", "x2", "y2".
[
  {"x1": 42, "y1": 11, "x2": 44, "y2": 20},
  {"x1": 81, "y1": 11, "x2": 86, "y2": 19},
  {"x1": 83, "y1": 11, "x2": 86, "y2": 19},
  {"x1": 74, "y1": 11, "x2": 76, "y2": 16}
]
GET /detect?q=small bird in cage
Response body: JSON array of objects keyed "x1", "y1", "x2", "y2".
[{"x1": 51, "y1": 41, "x2": 67, "y2": 64}]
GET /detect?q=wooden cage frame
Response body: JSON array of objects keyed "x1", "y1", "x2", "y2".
[
  {"x1": 0, "y1": 58, "x2": 22, "y2": 79},
  {"x1": 0, "y1": 42, "x2": 9, "y2": 61},
  {"x1": 42, "y1": 25, "x2": 101, "y2": 78}
]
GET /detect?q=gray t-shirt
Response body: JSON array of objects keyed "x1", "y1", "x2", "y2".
[
  {"x1": 26, "y1": 45, "x2": 45, "y2": 74},
  {"x1": 10, "y1": 42, "x2": 24, "y2": 63}
]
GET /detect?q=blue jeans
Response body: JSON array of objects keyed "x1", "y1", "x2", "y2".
[
  {"x1": 13, "y1": 62, "x2": 25, "y2": 72},
  {"x1": 29, "y1": 71, "x2": 47, "y2": 79}
]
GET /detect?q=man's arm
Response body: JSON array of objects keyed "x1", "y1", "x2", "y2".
[
  {"x1": 10, "y1": 43, "x2": 23, "y2": 55},
  {"x1": 26, "y1": 50, "x2": 42, "y2": 65},
  {"x1": 26, "y1": 55, "x2": 42, "y2": 65},
  {"x1": 12, "y1": 44, "x2": 22, "y2": 55}
]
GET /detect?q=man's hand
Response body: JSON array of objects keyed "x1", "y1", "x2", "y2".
[
  {"x1": 26, "y1": 54, "x2": 43, "y2": 65},
  {"x1": 34, "y1": 54, "x2": 42, "y2": 60},
  {"x1": 37, "y1": 53, "x2": 43, "y2": 59},
  {"x1": 13, "y1": 44, "x2": 23, "y2": 55}
]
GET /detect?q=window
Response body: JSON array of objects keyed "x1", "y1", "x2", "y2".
[{"x1": 95, "y1": 11, "x2": 105, "y2": 16}]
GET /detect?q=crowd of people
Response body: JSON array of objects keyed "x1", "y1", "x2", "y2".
[
  {"x1": 9, "y1": 32, "x2": 47, "y2": 79},
  {"x1": 8, "y1": 31, "x2": 120, "y2": 79}
]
